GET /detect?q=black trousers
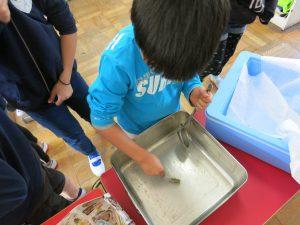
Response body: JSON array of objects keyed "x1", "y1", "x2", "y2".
[
  {"x1": 201, "y1": 32, "x2": 244, "y2": 80},
  {"x1": 17, "y1": 124, "x2": 50, "y2": 163},
  {"x1": 26, "y1": 166, "x2": 71, "y2": 225}
]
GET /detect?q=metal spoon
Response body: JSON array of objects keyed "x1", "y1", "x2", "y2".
[{"x1": 178, "y1": 83, "x2": 213, "y2": 148}]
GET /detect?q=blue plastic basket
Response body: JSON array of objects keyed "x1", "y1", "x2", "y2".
[{"x1": 205, "y1": 51, "x2": 290, "y2": 173}]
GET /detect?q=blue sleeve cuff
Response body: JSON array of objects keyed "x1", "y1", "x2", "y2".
[
  {"x1": 183, "y1": 83, "x2": 202, "y2": 102},
  {"x1": 91, "y1": 114, "x2": 115, "y2": 129},
  {"x1": 182, "y1": 75, "x2": 202, "y2": 101}
]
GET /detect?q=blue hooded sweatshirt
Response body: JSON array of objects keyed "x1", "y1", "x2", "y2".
[{"x1": 88, "y1": 25, "x2": 202, "y2": 135}]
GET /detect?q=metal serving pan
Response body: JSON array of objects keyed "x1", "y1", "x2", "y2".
[{"x1": 111, "y1": 111, "x2": 247, "y2": 225}]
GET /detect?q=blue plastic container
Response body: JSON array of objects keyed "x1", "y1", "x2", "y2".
[{"x1": 205, "y1": 51, "x2": 290, "y2": 173}]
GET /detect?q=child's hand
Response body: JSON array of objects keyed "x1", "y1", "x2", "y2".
[
  {"x1": 48, "y1": 81, "x2": 73, "y2": 106},
  {"x1": 0, "y1": 0, "x2": 10, "y2": 23},
  {"x1": 138, "y1": 153, "x2": 165, "y2": 176},
  {"x1": 190, "y1": 87, "x2": 212, "y2": 109}
]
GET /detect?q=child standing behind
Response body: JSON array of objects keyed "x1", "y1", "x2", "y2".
[
  {"x1": 202, "y1": 0, "x2": 278, "y2": 84},
  {"x1": 88, "y1": 0, "x2": 230, "y2": 176}
]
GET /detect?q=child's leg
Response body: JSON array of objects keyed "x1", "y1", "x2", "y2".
[
  {"x1": 32, "y1": 142, "x2": 50, "y2": 163},
  {"x1": 61, "y1": 176, "x2": 85, "y2": 201},
  {"x1": 16, "y1": 124, "x2": 38, "y2": 143},
  {"x1": 26, "y1": 104, "x2": 97, "y2": 156},
  {"x1": 42, "y1": 166, "x2": 85, "y2": 201},
  {"x1": 25, "y1": 166, "x2": 71, "y2": 224},
  {"x1": 201, "y1": 36, "x2": 228, "y2": 80},
  {"x1": 64, "y1": 71, "x2": 92, "y2": 123},
  {"x1": 220, "y1": 26, "x2": 246, "y2": 70}
]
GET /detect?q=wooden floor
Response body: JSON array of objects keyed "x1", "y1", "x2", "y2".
[{"x1": 19, "y1": 0, "x2": 300, "y2": 191}]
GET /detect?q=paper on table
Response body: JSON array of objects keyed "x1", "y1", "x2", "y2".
[{"x1": 227, "y1": 57, "x2": 300, "y2": 183}]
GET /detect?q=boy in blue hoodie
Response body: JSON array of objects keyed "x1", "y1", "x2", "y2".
[{"x1": 88, "y1": 0, "x2": 230, "y2": 176}]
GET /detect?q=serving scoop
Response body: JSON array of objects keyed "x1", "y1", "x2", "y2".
[{"x1": 178, "y1": 84, "x2": 213, "y2": 148}]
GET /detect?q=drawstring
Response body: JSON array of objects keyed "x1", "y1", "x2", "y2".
[{"x1": 10, "y1": 17, "x2": 51, "y2": 94}]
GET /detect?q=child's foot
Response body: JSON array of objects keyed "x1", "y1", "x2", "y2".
[
  {"x1": 16, "y1": 110, "x2": 33, "y2": 123},
  {"x1": 76, "y1": 188, "x2": 87, "y2": 200},
  {"x1": 23, "y1": 114, "x2": 33, "y2": 123},
  {"x1": 69, "y1": 188, "x2": 87, "y2": 202},
  {"x1": 16, "y1": 109, "x2": 25, "y2": 117},
  {"x1": 45, "y1": 159, "x2": 58, "y2": 169},
  {"x1": 88, "y1": 151, "x2": 106, "y2": 177},
  {"x1": 38, "y1": 142, "x2": 48, "y2": 153}
]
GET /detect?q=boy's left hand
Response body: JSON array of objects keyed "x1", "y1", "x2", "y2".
[
  {"x1": 190, "y1": 87, "x2": 212, "y2": 109},
  {"x1": 48, "y1": 82, "x2": 73, "y2": 106}
]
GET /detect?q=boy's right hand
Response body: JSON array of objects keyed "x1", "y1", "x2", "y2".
[
  {"x1": 0, "y1": 0, "x2": 10, "y2": 23},
  {"x1": 138, "y1": 153, "x2": 165, "y2": 176}
]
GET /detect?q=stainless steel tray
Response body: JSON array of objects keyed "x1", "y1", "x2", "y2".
[{"x1": 111, "y1": 111, "x2": 248, "y2": 225}]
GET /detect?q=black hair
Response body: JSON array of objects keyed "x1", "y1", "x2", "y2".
[{"x1": 131, "y1": 0, "x2": 230, "y2": 81}]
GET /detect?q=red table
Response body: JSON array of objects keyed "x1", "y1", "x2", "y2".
[{"x1": 101, "y1": 111, "x2": 300, "y2": 225}]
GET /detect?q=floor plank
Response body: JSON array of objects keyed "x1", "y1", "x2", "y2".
[{"x1": 19, "y1": 0, "x2": 300, "y2": 191}]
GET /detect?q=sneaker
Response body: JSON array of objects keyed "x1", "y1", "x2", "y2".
[
  {"x1": 16, "y1": 109, "x2": 25, "y2": 117},
  {"x1": 22, "y1": 114, "x2": 33, "y2": 124},
  {"x1": 69, "y1": 188, "x2": 87, "y2": 202},
  {"x1": 45, "y1": 159, "x2": 58, "y2": 169},
  {"x1": 88, "y1": 152, "x2": 106, "y2": 177},
  {"x1": 38, "y1": 142, "x2": 48, "y2": 153},
  {"x1": 16, "y1": 110, "x2": 33, "y2": 123},
  {"x1": 77, "y1": 188, "x2": 87, "y2": 200}
]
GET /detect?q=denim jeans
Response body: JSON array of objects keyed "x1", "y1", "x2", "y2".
[{"x1": 27, "y1": 72, "x2": 97, "y2": 156}]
